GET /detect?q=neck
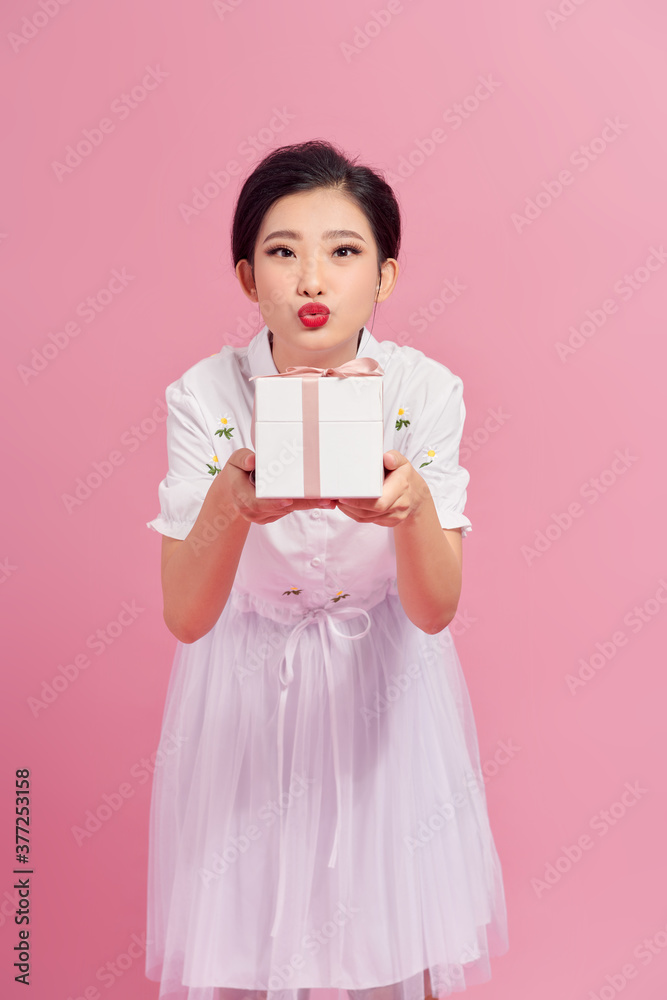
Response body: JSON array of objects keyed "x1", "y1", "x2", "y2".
[{"x1": 269, "y1": 327, "x2": 364, "y2": 370}]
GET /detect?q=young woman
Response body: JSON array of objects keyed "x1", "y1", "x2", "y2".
[{"x1": 145, "y1": 139, "x2": 508, "y2": 1000}]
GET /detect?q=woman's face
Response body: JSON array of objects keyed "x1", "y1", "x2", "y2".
[{"x1": 236, "y1": 187, "x2": 397, "y2": 367}]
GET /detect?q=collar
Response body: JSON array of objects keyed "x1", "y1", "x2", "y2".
[{"x1": 245, "y1": 323, "x2": 382, "y2": 379}]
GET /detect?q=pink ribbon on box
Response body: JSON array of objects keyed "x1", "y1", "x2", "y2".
[{"x1": 250, "y1": 357, "x2": 384, "y2": 497}]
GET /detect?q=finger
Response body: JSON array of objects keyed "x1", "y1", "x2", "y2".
[
  {"x1": 228, "y1": 448, "x2": 255, "y2": 471},
  {"x1": 336, "y1": 503, "x2": 375, "y2": 521},
  {"x1": 336, "y1": 496, "x2": 376, "y2": 508},
  {"x1": 258, "y1": 497, "x2": 335, "y2": 514},
  {"x1": 256, "y1": 512, "x2": 292, "y2": 524},
  {"x1": 335, "y1": 505, "x2": 362, "y2": 521},
  {"x1": 384, "y1": 449, "x2": 407, "y2": 466},
  {"x1": 340, "y1": 489, "x2": 397, "y2": 514},
  {"x1": 252, "y1": 499, "x2": 328, "y2": 523},
  {"x1": 235, "y1": 485, "x2": 290, "y2": 511},
  {"x1": 257, "y1": 498, "x2": 295, "y2": 511},
  {"x1": 279, "y1": 497, "x2": 336, "y2": 508},
  {"x1": 337, "y1": 504, "x2": 373, "y2": 517}
]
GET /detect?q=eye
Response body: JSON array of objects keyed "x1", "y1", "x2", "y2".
[
  {"x1": 265, "y1": 243, "x2": 364, "y2": 259},
  {"x1": 333, "y1": 244, "x2": 363, "y2": 257},
  {"x1": 265, "y1": 245, "x2": 295, "y2": 258}
]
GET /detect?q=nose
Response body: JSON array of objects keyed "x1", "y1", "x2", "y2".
[{"x1": 296, "y1": 251, "x2": 327, "y2": 297}]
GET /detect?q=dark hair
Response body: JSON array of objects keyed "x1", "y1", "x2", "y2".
[{"x1": 231, "y1": 139, "x2": 402, "y2": 281}]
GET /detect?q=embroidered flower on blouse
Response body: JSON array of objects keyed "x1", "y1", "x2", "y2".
[
  {"x1": 207, "y1": 454, "x2": 222, "y2": 476},
  {"x1": 395, "y1": 406, "x2": 411, "y2": 431},
  {"x1": 215, "y1": 415, "x2": 235, "y2": 440},
  {"x1": 420, "y1": 447, "x2": 436, "y2": 469},
  {"x1": 331, "y1": 590, "x2": 350, "y2": 603},
  {"x1": 282, "y1": 586, "x2": 303, "y2": 596}
]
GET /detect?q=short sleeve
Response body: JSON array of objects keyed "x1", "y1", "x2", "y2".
[
  {"x1": 146, "y1": 382, "x2": 217, "y2": 540},
  {"x1": 401, "y1": 364, "x2": 472, "y2": 538}
]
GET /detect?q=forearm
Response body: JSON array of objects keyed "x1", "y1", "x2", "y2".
[
  {"x1": 162, "y1": 475, "x2": 250, "y2": 643},
  {"x1": 392, "y1": 477, "x2": 462, "y2": 634}
]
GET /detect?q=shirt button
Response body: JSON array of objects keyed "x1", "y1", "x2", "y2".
[
  {"x1": 311, "y1": 510, "x2": 321, "y2": 520},
  {"x1": 311, "y1": 556, "x2": 322, "y2": 567}
]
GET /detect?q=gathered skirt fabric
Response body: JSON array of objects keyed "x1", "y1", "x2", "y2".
[{"x1": 145, "y1": 588, "x2": 508, "y2": 1000}]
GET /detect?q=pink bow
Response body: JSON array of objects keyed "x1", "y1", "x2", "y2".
[{"x1": 249, "y1": 356, "x2": 384, "y2": 381}]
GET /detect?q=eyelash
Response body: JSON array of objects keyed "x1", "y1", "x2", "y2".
[{"x1": 265, "y1": 243, "x2": 364, "y2": 259}]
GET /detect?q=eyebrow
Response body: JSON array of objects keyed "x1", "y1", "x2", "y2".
[{"x1": 262, "y1": 229, "x2": 367, "y2": 244}]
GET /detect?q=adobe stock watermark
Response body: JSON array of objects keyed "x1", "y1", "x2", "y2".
[
  {"x1": 179, "y1": 107, "x2": 296, "y2": 223},
  {"x1": 360, "y1": 619, "x2": 477, "y2": 725},
  {"x1": 425, "y1": 944, "x2": 486, "y2": 993},
  {"x1": 17, "y1": 267, "x2": 135, "y2": 384},
  {"x1": 555, "y1": 245, "x2": 667, "y2": 361},
  {"x1": 587, "y1": 917, "x2": 667, "y2": 1000},
  {"x1": 212, "y1": 0, "x2": 249, "y2": 19},
  {"x1": 389, "y1": 277, "x2": 467, "y2": 348},
  {"x1": 189, "y1": 452, "x2": 305, "y2": 559},
  {"x1": 198, "y1": 771, "x2": 315, "y2": 888},
  {"x1": 0, "y1": 881, "x2": 31, "y2": 930},
  {"x1": 220, "y1": 275, "x2": 462, "y2": 350},
  {"x1": 66, "y1": 930, "x2": 147, "y2": 998},
  {"x1": 340, "y1": 0, "x2": 407, "y2": 63},
  {"x1": 61, "y1": 397, "x2": 168, "y2": 514},
  {"x1": 51, "y1": 65, "x2": 169, "y2": 181},
  {"x1": 404, "y1": 741, "x2": 521, "y2": 856},
  {"x1": 386, "y1": 74, "x2": 502, "y2": 185},
  {"x1": 511, "y1": 117, "x2": 629, "y2": 234},
  {"x1": 217, "y1": 284, "x2": 294, "y2": 347},
  {"x1": 459, "y1": 406, "x2": 510, "y2": 463},
  {"x1": 8, "y1": 0, "x2": 73, "y2": 54},
  {"x1": 260, "y1": 900, "x2": 361, "y2": 991},
  {"x1": 0, "y1": 557, "x2": 18, "y2": 584},
  {"x1": 27, "y1": 600, "x2": 145, "y2": 717},
  {"x1": 71, "y1": 729, "x2": 188, "y2": 847},
  {"x1": 566, "y1": 578, "x2": 667, "y2": 694},
  {"x1": 253, "y1": 436, "x2": 304, "y2": 497},
  {"x1": 236, "y1": 621, "x2": 289, "y2": 684},
  {"x1": 186, "y1": 500, "x2": 242, "y2": 557},
  {"x1": 530, "y1": 779, "x2": 648, "y2": 898},
  {"x1": 404, "y1": 776, "x2": 478, "y2": 857},
  {"x1": 249, "y1": 275, "x2": 465, "y2": 356},
  {"x1": 521, "y1": 447, "x2": 638, "y2": 566},
  {"x1": 219, "y1": 309, "x2": 264, "y2": 348},
  {"x1": 546, "y1": 0, "x2": 591, "y2": 31}
]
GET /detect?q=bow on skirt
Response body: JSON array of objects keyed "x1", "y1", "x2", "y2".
[{"x1": 270, "y1": 604, "x2": 373, "y2": 938}]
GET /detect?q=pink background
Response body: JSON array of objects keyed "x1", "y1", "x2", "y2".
[{"x1": 2, "y1": 1, "x2": 666, "y2": 998}]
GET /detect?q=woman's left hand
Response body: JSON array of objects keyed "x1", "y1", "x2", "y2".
[{"x1": 332, "y1": 450, "x2": 429, "y2": 528}]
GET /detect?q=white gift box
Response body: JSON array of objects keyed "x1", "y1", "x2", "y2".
[{"x1": 252, "y1": 373, "x2": 385, "y2": 498}]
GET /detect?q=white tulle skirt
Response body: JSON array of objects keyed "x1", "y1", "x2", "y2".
[{"x1": 145, "y1": 587, "x2": 508, "y2": 1000}]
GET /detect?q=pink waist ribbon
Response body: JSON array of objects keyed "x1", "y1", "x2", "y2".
[
  {"x1": 269, "y1": 603, "x2": 373, "y2": 940},
  {"x1": 249, "y1": 356, "x2": 385, "y2": 497}
]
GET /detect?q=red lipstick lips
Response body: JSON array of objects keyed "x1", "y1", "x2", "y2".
[{"x1": 298, "y1": 303, "x2": 330, "y2": 328}]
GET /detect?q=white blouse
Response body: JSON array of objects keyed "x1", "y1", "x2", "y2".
[{"x1": 147, "y1": 324, "x2": 472, "y2": 624}]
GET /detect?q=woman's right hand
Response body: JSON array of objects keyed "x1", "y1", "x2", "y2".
[{"x1": 220, "y1": 448, "x2": 336, "y2": 525}]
